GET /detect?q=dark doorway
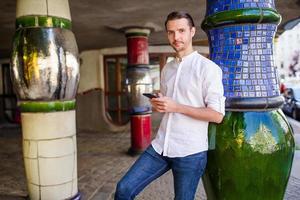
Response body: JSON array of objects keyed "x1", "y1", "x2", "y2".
[{"x1": 0, "y1": 63, "x2": 18, "y2": 124}]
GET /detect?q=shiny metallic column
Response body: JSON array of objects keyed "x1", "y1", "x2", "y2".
[
  {"x1": 124, "y1": 28, "x2": 152, "y2": 154},
  {"x1": 202, "y1": 1, "x2": 295, "y2": 199},
  {"x1": 11, "y1": 0, "x2": 80, "y2": 199}
]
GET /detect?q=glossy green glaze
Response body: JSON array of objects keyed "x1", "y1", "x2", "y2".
[
  {"x1": 16, "y1": 16, "x2": 72, "y2": 29},
  {"x1": 20, "y1": 100, "x2": 75, "y2": 112},
  {"x1": 202, "y1": 8, "x2": 281, "y2": 30},
  {"x1": 203, "y1": 110, "x2": 295, "y2": 200}
]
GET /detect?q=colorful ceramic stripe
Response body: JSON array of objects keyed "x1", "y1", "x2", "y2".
[
  {"x1": 206, "y1": 0, "x2": 276, "y2": 16},
  {"x1": 202, "y1": 8, "x2": 281, "y2": 29},
  {"x1": 20, "y1": 100, "x2": 76, "y2": 112},
  {"x1": 16, "y1": 15, "x2": 72, "y2": 29}
]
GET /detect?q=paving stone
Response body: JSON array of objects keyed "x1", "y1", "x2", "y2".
[
  {"x1": 91, "y1": 192, "x2": 112, "y2": 200},
  {"x1": 0, "y1": 114, "x2": 299, "y2": 200}
]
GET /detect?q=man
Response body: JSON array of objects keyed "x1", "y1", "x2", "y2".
[{"x1": 115, "y1": 11, "x2": 225, "y2": 200}]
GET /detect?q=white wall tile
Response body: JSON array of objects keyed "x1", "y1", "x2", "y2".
[
  {"x1": 72, "y1": 179, "x2": 78, "y2": 197},
  {"x1": 22, "y1": 111, "x2": 76, "y2": 140},
  {"x1": 41, "y1": 182, "x2": 73, "y2": 200},
  {"x1": 27, "y1": 183, "x2": 40, "y2": 200},
  {"x1": 38, "y1": 137, "x2": 75, "y2": 157},
  {"x1": 16, "y1": 0, "x2": 47, "y2": 18},
  {"x1": 23, "y1": 140, "x2": 38, "y2": 159},
  {"x1": 47, "y1": 0, "x2": 71, "y2": 20},
  {"x1": 39, "y1": 155, "x2": 75, "y2": 185},
  {"x1": 24, "y1": 158, "x2": 40, "y2": 185}
]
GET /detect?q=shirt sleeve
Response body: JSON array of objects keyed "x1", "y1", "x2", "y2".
[
  {"x1": 160, "y1": 66, "x2": 167, "y2": 96},
  {"x1": 203, "y1": 62, "x2": 226, "y2": 115}
]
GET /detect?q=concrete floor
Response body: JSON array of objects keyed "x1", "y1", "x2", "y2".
[{"x1": 0, "y1": 113, "x2": 299, "y2": 200}]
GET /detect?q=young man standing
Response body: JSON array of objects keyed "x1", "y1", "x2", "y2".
[{"x1": 115, "y1": 11, "x2": 225, "y2": 200}]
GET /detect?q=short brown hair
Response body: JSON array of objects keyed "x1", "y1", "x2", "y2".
[{"x1": 165, "y1": 11, "x2": 195, "y2": 29}]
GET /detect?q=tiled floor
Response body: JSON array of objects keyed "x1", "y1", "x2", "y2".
[{"x1": 0, "y1": 113, "x2": 299, "y2": 200}]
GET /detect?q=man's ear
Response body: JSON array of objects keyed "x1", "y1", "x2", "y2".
[{"x1": 191, "y1": 27, "x2": 196, "y2": 37}]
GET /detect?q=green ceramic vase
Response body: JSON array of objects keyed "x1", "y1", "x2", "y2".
[{"x1": 203, "y1": 110, "x2": 295, "y2": 200}]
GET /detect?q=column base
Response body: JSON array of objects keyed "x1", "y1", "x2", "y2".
[
  {"x1": 21, "y1": 111, "x2": 79, "y2": 200},
  {"x1": 130, "y1": 114, "x2": 151, "y2": 154},
  {"x1": 25, "y1": 192, "x2": 81, "y2": 200},
  {"x1": 127, "y1": 147, "x2": 145, "y2": 156},
  {"x1": 69, "y1": 192, "x2": 81, "y2": 200}
]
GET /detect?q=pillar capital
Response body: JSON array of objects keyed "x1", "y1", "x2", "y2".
[
  {"x1": 124, "y1": 27, "x2": 151, "y2": 66},
  {"x1": 124, "y1": 27, "x2": 151, "y2": 37}
]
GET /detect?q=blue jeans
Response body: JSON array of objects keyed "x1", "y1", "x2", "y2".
[{"x1": 115, "y1": 145, "x2": 207, "y2": 200}]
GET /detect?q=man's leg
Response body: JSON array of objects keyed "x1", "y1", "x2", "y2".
[
  {"x1": 171, "y1": 151, "x2": 207, "y2": 200},
  {"x1": 115, "y1": 145, "x2": 170, "y2": 200}
]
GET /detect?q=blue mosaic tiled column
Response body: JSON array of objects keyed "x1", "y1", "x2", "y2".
[
  {"x1": 202, "y1": 1, "x2": 295, "y2": 199},
  {"x1": 204, "y1": 0, "x2": 284, "y2": 109}
]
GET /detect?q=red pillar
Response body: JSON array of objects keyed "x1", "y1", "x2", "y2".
[{"x1": 125, "y1": 28, "x2": 152, "y2": 154}]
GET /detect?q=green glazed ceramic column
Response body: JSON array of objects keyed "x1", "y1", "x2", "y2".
[
  {"x1": 201, "y1": 1, "x2": 295, "y2": 199},
  {"x1": 11, "y1": 0, "x2": 80, "y2": 199}
]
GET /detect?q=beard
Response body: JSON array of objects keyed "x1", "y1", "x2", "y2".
[{"x1": 171, "y1": 41, "x2": 185, "y2": 52}]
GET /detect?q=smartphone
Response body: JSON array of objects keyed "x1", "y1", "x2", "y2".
[{"x1": 142, "y1": 93, "x2": 158, "y2": 99}]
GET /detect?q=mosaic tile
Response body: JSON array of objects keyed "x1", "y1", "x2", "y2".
[
  {"x1": 209, "y1": 23, "x2": 279, "y2": 98},
  {"x1": 206, "y1": 0, "x2": 275, "y2": 16}
]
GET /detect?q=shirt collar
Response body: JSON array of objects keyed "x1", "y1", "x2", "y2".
[{"x1": 175, "y1": 51, "x2": 198, "y2": 63}]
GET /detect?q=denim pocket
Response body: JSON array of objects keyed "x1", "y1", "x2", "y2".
[
  {"x1": 145, "y1": 145, "x2": 159, "y2": 157},
  {"x1": 186, "y1": 150, "x2": 207, "y2": 159},
  {"x1": 172, "y1": 151, "x2": 207, "y2": 174}
]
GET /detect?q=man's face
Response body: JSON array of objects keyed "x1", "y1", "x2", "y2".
[{"x1": 166, "y1": 18, "x2": 195, "y2": 53}]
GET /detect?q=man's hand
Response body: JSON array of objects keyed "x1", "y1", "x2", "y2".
[
  {"x1": 150, "y1": 93, "x2": 224, "y2": 123},
  {"x1": 150, "y1": 94, "x2": 178, "y2": 113}
]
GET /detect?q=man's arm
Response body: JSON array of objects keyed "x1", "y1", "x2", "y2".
[{"x1": 151, "y1": 96, "x2": 224, "y2": 123}]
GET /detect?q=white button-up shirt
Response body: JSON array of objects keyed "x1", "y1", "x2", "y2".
[{"x1": 151, "y1": 51, "x2": 225, "y2": 157}]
